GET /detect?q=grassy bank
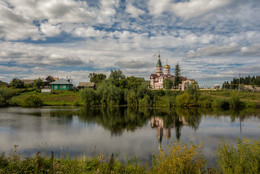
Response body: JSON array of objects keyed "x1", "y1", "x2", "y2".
[
  {"x1": 1, "y1": 87, "x2": 260, "y2": 108},
  {"x1": 0, "y1": 138, "x2": 259, "y2": 174},
  {"x1": 10, "y1": 90, "x2": 82, "y2": 106}
]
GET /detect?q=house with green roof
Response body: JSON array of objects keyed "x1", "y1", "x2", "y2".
[{"x1": 50, "y1": 78, "x2": 73, "y2": 90}]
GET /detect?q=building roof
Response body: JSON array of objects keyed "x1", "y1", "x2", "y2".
[
  {"x1": 156, "y1": 54, "x2": 162, "y2": 67},
  {"x1": 50, "y1": 78, "x2": 73, "y2": 85},
  {"x1": 78, "y1": 82, "x2": 95, "y2": 87},
  {"x1": 150, "y1": 74, "x2": 159, "y2": 79},
  {"x1": 164, "y1": 64, "x2": 170, "y2": 68},
  {"x1": 21, "y1": 79, "x2": 34, "y2": 85}
]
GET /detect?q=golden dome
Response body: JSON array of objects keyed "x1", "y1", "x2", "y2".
[{"x1": 164, "y1": 64, "x2": 170, "y2": 68}]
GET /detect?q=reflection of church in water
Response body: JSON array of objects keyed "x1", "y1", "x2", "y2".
[{"x1": 150, "y1": 117, "x2": 188, "y2": 150}]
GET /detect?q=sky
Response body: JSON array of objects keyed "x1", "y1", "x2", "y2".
[{"x1": 0, "y1": 0, "x2": 259, "y2": 85}]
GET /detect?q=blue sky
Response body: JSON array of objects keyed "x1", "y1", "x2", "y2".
[{"x1": 0, "y1": 0, "x2": 259, "y2": 85}]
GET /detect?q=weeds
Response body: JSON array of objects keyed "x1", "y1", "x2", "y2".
[
  {"x1": 0, "y1": 138, "x2": 259, "y2": 174},
  {"x1": 217, "y1": 138, "x2": 260, "y2": 174}
]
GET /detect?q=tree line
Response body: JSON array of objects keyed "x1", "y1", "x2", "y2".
[{"x1": 223, "y1": 75, "x2": 260, "y2": 89}]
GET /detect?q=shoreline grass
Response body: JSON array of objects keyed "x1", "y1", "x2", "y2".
[{"x1": 0, "y1": 138, "x2": 259, "y2": 174}]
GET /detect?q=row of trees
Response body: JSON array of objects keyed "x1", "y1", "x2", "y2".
[
  {"x1": 81, "y1": 70, "x2": 153, "y2": 106},
  {"x1": 223, "y1": 76, "x2": 260, "y2": 89},
  {"x1": 8, "y1": 78, "x2": 45, "y2": 89}
]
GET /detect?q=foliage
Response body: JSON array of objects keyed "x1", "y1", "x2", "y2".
[
  {"x1": 174, "y1": 63, "x2": 181, "y2": 88},
  {"x1": 120, "y1": 76, "x2": 145, "y2": 91},
  {"x1": 97, "y1": 81, "x2": 123, "y2": 106},
  {"x1": 163, "y1": 78, "x2": 173, "y2": 89},
  {"x1": 223, "y1": 75, "x2": 260, "y2": 89},
  {"x1": 188, "y1": 83, "x2": 200, "y2": 103},
  {"x1": 212, "y1": 99, "x2": 230, "y2": 109},
  {"x1": 197, "y1": 95, "x2": 213, "y2": 108},
  {"x1": 108, "y1": 69, "x2": 125, "y2": 86},
  {"x1": 33, "y1": 79, "x2": 43, "y2": 89},
  {"x1": 175, "y1": 84, "x2": 200, "y2": 107},
  {"x1": 138, "y1": 94, "x2": 151, "y2": 107},
  {"x1": 218, "y1": 138, "x2": 260, "y2": 174},
  {"x1": 21, "y1": 95, "x2": 43, "y2": 107},
  {"x1": 80, "y1": 88, "x2": 98, "y2": 106},
  {"x1": 10, "y1": 78, "x2": 24, "y2": 88},
  {"x1": 0, "y1": 80, "x2": 8, "y2": 87},
  {"x1": 230, "y1": 91, "x2": 243, "y2": 108},
  {"x1": 153, "y1": 141, "x2": 205, "y2": 174},
  {"x1": 88, "y1": 73, "x2": 106, "y2": 85},
  {"x1": 0, "y1": 150, "x2": 146, "y2": 174},
  {"x1": 127, "y1": 90, "x2": 138, "y2": 106},
  {"x1": 176, "y1": 92, "x2": 192, "y2": 107},
  {"x1": 0, "y1": 88, "x2": 16, "y2": 107}
]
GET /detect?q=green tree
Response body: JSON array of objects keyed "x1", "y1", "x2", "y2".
[
  {"x1": 89, "y1": 73, "x2": 106, "y2": 84},
  {"x1": 97, "y1": 81, "x2": 123, "y2": 105},
  {"x1": 174, "y1": 63, "x2": 181, "y2": 88},
  {"x1": 127, "y1": 90, "x2": 138, "y2": 106},
  {"x1": 80, "y1": 88, "x2": 98, "y2": 106},
  {"x1": 33, "y1": 79, "x2": 43, "y2": 89},
  {"x1": 21, "y1": 95, "x2": 43, "y2": 107},
  {"x1": 10, "y1": 78, "x2": 24, "y2": 88},
  {"x1": 108, "y1": 69, "x2": 125, "y2": 86},
  {"x1": 163, "y1": 78, "x2": 173, "y2": 89}
]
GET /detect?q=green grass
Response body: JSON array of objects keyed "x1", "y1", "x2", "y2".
[
  {"x1": 200, "y1": 90, "x2": 260, "y2": 101},
  {"x1": 1, "y1": 138, "x2": 259, "y2": 174},
  {"x1": 10, "y1": 90, "x2": 83, "y2": 106}
]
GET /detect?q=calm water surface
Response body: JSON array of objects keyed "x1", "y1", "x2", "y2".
[{"x1": 0, "y1": 107, "x2": 259, "y2": 166}]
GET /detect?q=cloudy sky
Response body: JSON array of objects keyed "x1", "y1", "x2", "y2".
[{"x1": 0, "y1": 0, "x2": 259, "y2": 85}]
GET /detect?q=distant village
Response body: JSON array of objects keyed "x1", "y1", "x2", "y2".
[{"x1": 1, "y1": 53, "x2": 259, "y2": 92}]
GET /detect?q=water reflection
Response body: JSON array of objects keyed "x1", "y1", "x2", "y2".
[{"x1": 0, "y1": 107, "x2": 259, "y2": 166}]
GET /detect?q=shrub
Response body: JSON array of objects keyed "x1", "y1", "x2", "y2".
[
  {"x1": 212, "y1": 99, "x2": 230, "y2": 109},
  {"x1": 218, "y1": 138, "x2": 260, "y2": 174},
  {"x1": 0, "y1": 88, "x2": 16, "y2": 107},
  {"x1": 197, "y1": 95, "x2": 213, "y2": 108},
  {"x1": 163, "y1": 78, "x2": 173, "y2": 89},
  {"x1": 153, "y1": 141, "x2": 206, "y2": 174},
  {"x1": 138, "y1": 94, "x2": 151, "y2": 107},
  {"x1": 244, "y1": 101, "x2": 256, "y2": 108},
  {"x1": 230, "y1": 92, "x2": 243, "y2": 108},
  {"x1": 21, "y1": 95, "x2": 43, "y2": 107},
  {"x1": 127, "y1": 90, "x2": 138, "y2": 106},
  {"x1": 80, "y1": 88, "x2": 98, "y2": 106}
]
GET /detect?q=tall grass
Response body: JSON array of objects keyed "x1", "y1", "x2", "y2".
[
  {"x1": 0, "y1": 138, "x2": 259, "y2": 173},
  {"x1": 218, "y1": 138, "x2": 260, "y2": 174},
  {"x1": 152, "y1": 141, "x2": 206, "y2": 174}
]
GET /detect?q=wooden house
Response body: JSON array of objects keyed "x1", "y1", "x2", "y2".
[{"x1": 50, "y1": 78, "x2": 73, "y2": 90}]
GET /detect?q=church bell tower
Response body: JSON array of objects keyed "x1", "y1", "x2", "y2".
[{"x1": 156, "y1": 53, "x2": 163, "y2": 76}]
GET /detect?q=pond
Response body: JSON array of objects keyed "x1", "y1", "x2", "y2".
[{"x1": 0, "y1": 106, "x2": 259, "y2": 166}]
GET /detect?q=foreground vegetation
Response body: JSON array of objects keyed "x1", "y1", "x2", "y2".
[{"x1": 0, "y1": 138, "x2": 259, "y2": 174}]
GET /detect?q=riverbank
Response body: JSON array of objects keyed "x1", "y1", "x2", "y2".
[
  {"x1": 3, "y1": 88, "x2": 260, "y2": 108},
  {"x1": 1, "y1": 138, "x2": 259, "y2": 174}
]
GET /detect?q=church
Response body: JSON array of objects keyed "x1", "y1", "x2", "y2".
[{"x1": 150, "y1": 54, "x2": 194, "y2": 90}]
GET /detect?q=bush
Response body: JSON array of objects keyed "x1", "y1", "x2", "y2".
[
  {"x1": 153, "y1": 141, "x2": 206, "y2": 174},
  {"x1": 21, "y1": 95, "x2": 43, "y2": 107},
  {"x1": 138, "y1": 95, "x2": 151, "y2": 107},
  {"x1": 0, "y1": 88, "x2": 16, "y2": 107},
  {"x1": 197, "y1": 95, "x2": 213, "y2": 108},
  {"x1": 230, "y1": 92, "x2": 243, "y2": 108},
  {"x1": 212, "y1": 99, "x2": 230, "y2": 109},
  {"x1": 218, "y1": 138, "x2": 260, "y2": 174},
  {"x1": 127, "y1": 90, "x2": 137, "y2": 106},
  {"x1": 176, "y1": 92, "x2": 190, "y2": 107},
  {"x1": 80, "y1": 88, "x2": 98, "y2": 106},
  {"x1": 244, "y1": 101, "x2": 256, "y2": 108}
]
